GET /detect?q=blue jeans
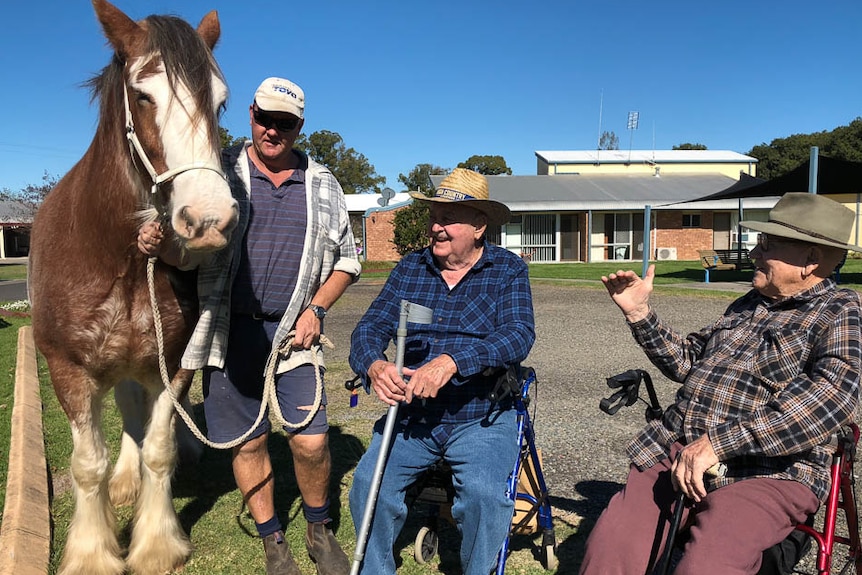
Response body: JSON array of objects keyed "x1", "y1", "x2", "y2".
[{"x1": 349, "y1": 408, "x2": 519, "y2": 575}]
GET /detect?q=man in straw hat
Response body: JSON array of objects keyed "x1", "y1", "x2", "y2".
[
  {"x1": 348, "y1": 168, "x2": 536, "y2": 574},
  {"x1": 581, "y1": 192, "x2": 862, "y2": 574}
]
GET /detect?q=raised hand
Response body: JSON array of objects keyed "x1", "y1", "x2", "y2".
[{"x1": 601, "y1": 264, "x2": 656, "y2": 323}]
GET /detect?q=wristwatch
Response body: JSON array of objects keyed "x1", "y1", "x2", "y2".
[{"x1": 307, "y1": 304, "x2": 327, "y2": 319}]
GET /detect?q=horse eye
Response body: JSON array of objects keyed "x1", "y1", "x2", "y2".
[
  {"x1": 217, "y1": 102, "x2": 227, "y2": 117},
  {"x1": 135, "y1": 91, "x2": 154, "y2": 106}
]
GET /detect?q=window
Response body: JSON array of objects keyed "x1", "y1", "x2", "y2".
[{"x1": 682, "y1": 214, "x2": 701, "y2": 228}]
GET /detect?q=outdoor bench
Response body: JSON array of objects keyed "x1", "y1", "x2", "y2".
[{"x1": 698, "y1": 248, "x2": 753, "y2": 283}]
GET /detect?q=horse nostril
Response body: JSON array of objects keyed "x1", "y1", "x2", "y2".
[{"x1": 178, "y1": 206, "x2": 197, "y2": 238}]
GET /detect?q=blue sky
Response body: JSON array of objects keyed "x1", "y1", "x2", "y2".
[{"x1": 1, "y1": 0, "x2": 860, "y2": 193}]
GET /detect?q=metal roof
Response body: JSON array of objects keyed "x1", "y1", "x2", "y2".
[
  {"x1": 535, "y1": 149, "x2": 758, "y2": 165},
  {"x1": 429, "y1": 173, "x2": 778, "y2": 212},
  {"x1": 344, "y1": 192, "x2": 412, "y2": 213},
  {"x1": 0, "y1": 200, "x2": 32, "y2": 224}
]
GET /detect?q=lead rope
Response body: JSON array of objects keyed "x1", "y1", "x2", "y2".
[{"x1": 147, "y1": 257, "x2": 332, "y2": 450}]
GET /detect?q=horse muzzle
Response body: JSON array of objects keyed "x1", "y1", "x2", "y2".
[{"x1": 173, "y1": 201, "x2": 239, "y2": 252}]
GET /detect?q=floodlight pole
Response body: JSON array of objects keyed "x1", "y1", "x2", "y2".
[{"x1": 627, "y1": 111, "x2": 639, "y2": 164}]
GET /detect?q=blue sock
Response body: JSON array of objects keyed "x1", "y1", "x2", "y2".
[
  {"x1": 256, "y1": 515, "x2": 282, "y2": 538},
  {"x1": 302, "y1": 499, "x2": 330, "y2": 524}
]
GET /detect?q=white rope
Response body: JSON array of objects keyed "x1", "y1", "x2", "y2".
[{"x1": 147, "y1": 257, "x2": 331, "y2": 450}]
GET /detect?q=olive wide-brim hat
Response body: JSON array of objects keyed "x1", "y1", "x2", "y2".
[
  {"x1": 409, "y1": 168, "x2": 511, "y2": 226},
  {"x1": 741, "y1": 192, "x2": 862, "y2": 252}
]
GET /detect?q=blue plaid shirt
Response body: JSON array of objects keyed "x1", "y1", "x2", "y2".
[{"x1": 350, "y1": 241, "x2": 535, "y2": 442}]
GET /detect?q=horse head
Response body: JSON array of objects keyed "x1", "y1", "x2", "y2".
[{"x1": 93, "y1": 0, "x2": 238, "y2": 253}]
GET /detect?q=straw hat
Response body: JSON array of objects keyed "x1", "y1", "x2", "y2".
[
  {"x1": 409, "y1": 168, "x2": 511, "y2": 226},
  {"x1": 740, "y1": 192, "x2": 862, "y2": 252}
]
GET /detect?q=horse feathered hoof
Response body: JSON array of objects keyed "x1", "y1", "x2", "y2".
[
  {"x1": 57, "y1": 542, "x2": 125, "y2": 575},
  {"x1": 126, "y1": 533, "x2": 192, "y2": 575}
]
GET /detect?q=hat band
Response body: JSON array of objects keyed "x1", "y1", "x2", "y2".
[
  {"x1": 435, "y1": 187, "x2": 476, "y2": 201},
  {"x1": 770, "y1": 218, "x2": 845, "y2": 245}
]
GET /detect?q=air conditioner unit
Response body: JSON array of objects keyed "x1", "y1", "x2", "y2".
[{"x1": 656, "y1": 247, "x2": 677, "y2": 261}]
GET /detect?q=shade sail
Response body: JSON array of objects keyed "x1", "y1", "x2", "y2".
[{"x1": 694, "y1": 156, "x2": 862, "y2": 201}]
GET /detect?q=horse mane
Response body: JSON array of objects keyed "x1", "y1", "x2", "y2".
[{"x1": 85, "y1": 14, "x2": 225, "y2": 150}]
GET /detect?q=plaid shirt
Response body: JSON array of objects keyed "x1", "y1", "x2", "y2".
[
  {"x1": 627, "y1": 279, "x2": 862, "y2": 501},
  {"x1": 349, "y1": 242, "x2": 535, "y2": 443},
  {"x1": 181, "y1": 142, "x2": 361, "y2": 372}
]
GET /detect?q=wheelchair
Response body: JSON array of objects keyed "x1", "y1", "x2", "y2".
[
  {"x1": 601, "y1": 369, "x2": 862, "y2": 575},
  {"x1": 405, "y1": 366, "x2": 558, "y2": 573}
]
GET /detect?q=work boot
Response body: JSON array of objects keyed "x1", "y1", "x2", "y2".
[
  {"x1": 262, "y1": 530, "x2": 301, "y2": 575},
  {"x1": 306, "y1": 521, "x2": 350, "y2": 575}
]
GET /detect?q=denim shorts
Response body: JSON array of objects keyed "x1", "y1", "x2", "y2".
[{"x1": 202, "y1": 314, "x2": 328, "y2": 442}]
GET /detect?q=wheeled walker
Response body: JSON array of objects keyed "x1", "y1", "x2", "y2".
[
  {"x1": 407, "y1": 365, "x2": 558, "y2": 573},
  {"x1": 601, "y1": 368, "x2": 862, "y2": 575}
]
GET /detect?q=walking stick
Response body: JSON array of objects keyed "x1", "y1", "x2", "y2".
[
  {"x1": 350, "y1": 299, "x2": 433, "y2": 575},
  {"x1": 655, "y1": 461, "x2": 727, "y2": 575}
]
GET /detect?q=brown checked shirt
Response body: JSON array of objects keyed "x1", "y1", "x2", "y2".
[{"x1": 625, "y1": 279, "x2": 862, "y2": 501}]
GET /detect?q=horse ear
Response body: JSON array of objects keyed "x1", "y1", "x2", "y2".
[
  {"x1": 197, "y1": 11, "x2": 221, "y2": 50},
  {"x1": 91, "y1": 0, "x2": 146, "y2": 60}
]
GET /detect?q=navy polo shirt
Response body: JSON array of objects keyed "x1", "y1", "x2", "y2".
[{"x1": 231, "y1": 152, "x2": 308, "y2": 316}]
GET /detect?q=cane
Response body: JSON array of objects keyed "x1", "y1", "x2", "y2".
[
  {"x1": 350, "y1": 299, "x2": 433, "y2": 575},
  {"x1": 655, "y1": 461, "x2": 727, "y2": 575}
]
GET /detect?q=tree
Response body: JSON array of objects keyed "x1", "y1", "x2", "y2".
[
  {"x1": 673, "y1": 143, "x2": 708, "y2": 150},
  {"x1": 295, "y1": 130, "x2": 385, "y2": 194},
  {"x1": 598, "y1": 131, "x2": 619, "y2": 150},
  {"x1": 397, "y1": 163, "x2": 448, "y2": 194},
  {"x1": 457, "y1": 155, "x2": 512, "y2": 175},
  {"x1": 0, "y1": 172, "x2": 59, "y2": 220},
  {"x1": 390, "y1": 163, "x2": 449, "y2": 255},
  {"x1": 392, "y1": 201, "x2": 430, "y2": 256},
  {"x1": 748, "y1": 117, "x2": 862, "y2": 180},
  {"x1": 219, "y1": 126, "x2": 246, "y2": 148}
]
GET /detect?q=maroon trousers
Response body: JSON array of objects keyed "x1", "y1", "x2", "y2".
[{"x1": 579, "y1": 445, "x2": 818, "y2": 575}]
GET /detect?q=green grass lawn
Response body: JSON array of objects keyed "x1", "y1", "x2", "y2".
[
  {"x1": 527, "y1": 256, "x2": 862, "y2": 286},
  {"x1": 0, "y1": 265, "x2": 26, "y2": 281}
]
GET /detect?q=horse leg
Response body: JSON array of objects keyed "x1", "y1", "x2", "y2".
[
  {"x1": 110, "y1": 379, "x2": 144, "y2": 507},
  {"x1": 125, "y1": 375, "x2": 193, "y2": 575},
  {"x1": 111, "y1": 379, "x2": 202, "y2": 507},
  {"x1": 59, "y1": 386, "x2": 125, "y2": 575}
]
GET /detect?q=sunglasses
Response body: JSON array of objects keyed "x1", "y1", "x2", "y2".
[
  {"x1": 757, "y1": 233, "x2": 805, "y2": 252},
  {"x1": 252, "y1": 107, "x2": 299, "y2": 132}
]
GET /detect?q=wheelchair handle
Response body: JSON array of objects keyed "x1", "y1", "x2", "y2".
[{"x1": 345, "y1": 374, "x2": 363, "y2": 391}]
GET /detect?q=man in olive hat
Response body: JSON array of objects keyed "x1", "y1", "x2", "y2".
[
  {"x1": 348, "y1": 168, "x2": 536, "y2": 575},
  {"x1": 581, "y1": 193, "x2": 862, "y2": 574}
]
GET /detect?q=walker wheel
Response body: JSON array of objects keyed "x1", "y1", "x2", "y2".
[
  {"x1": 414, "y1": 526, "x2": 439, "y2": 564},
  {"x1": 542, "y1": 542, "x2": 558, "y2": 571}
]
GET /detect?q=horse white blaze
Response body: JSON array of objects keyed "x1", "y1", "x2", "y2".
[{"x1": 133, "y1": 61, "x2": 237, "y2": 251}]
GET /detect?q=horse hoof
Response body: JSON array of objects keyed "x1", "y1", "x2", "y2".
[{"x1": 126, "y1": 536, "x2": 192, "y2": 575}]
